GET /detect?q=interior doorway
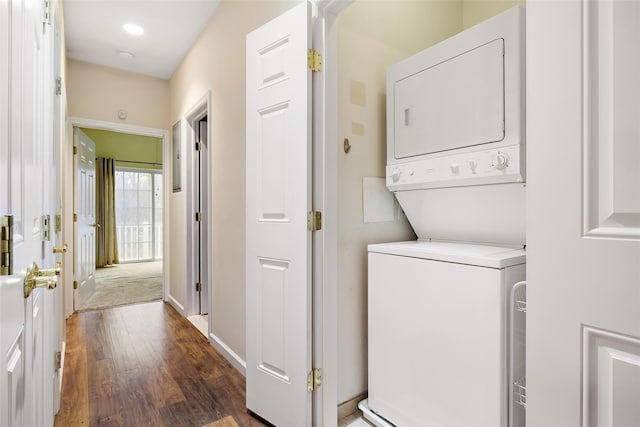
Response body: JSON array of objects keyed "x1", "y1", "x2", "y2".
[
  {"x1": 184, "y1": 93, "x2": 211, "y2": 337},
  {"x1": 75, "y1": 127, "x2": 164, "y2": 311},
  {"x1": 68, "y1": 120, "x2": 169, "y2": 314},
  {"x1": 194, "y1": 116, "x2": 208, "y2": 315}
]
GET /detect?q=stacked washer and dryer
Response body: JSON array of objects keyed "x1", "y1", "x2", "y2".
[{"x1": 360, "y1": 7, "x2": 527, "y2": 427}]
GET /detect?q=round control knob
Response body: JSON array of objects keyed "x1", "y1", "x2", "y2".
[
  {"x1": 390, "y1": 168, "x2": 401, "y2": 182},
  {"x1": 494, "y1": 153, "x2": 509, "y2": 171},
  {"x1": 468, "y1": 160, "x2": 477, "y2": 174}
]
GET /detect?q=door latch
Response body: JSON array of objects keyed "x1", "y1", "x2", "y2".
[{"x1": 42, "y1": 215, "x2": 51, "y2": 241}]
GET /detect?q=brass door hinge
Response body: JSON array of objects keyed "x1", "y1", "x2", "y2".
[
  {"x1": 54, "y1": 351, "x2": 62, "y2": 370},
  {"x1": 1, "y1": 215, "x2": 14, "y2": 276},
  {"x1": 195, "y1": 212, "x2": 202, "y2": 222},
  {"x1": 195, "y1": 141, "x2": 202, "y2": 151},
  {"x1": 73, "y1": 146, "x2": 78, "y2": 155},
  {"x1": 73, "y1": 280, "x2": 78, "y2": 290},
  {"x1": 308, "y1": 49, "x2": 322, "y2": 72},
  {"x1": 43, "y1": 0, "x2": 50, "y2": 25},
  {"x1": 196, "y1": 282, "x2": 202, "y2": 292},
  {"x1": 307, "y1": 368, "x2": 322, "y2": 392},
  {"x1": 307, "y1": 211, "x2": 322, "y2": 231},
  {"x1": 73, "y1": 213, "x2": 77, "y2": 222}
]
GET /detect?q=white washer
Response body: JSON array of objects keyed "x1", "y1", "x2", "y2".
[
  {"x1": 365, "y1": 7, "x2": 528, "y2": 427},
  {"x1": 366, "y1": 241, "x2": 525, "y2": 427}
]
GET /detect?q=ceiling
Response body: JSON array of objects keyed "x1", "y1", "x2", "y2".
[{"x1": 64, "y1": 0, "x2": 221, "y2": 80}]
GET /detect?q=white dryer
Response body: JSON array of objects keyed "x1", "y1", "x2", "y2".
[{"x1": 366, "y1": 241, "x2": 525, "y2": 427}]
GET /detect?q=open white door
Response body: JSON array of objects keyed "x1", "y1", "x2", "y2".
[
  {"x1": 246, "y1": 2, "x2": 313, "y2": 426},
  {"x1": 1, "y1": 0, "x2": 59, "y2": 425},
  {"x1": 528, "y1": 1, "x2": 640, "y2": 425},
  {"x1": 74, "y1": 128, "x2": 97, "y2": 308}
]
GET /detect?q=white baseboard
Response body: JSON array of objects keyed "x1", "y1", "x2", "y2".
[
  {"x1": 209, "y1": 332, "x2": 246, "y2": 376},
  {"x1": 338, "y1": 392, "x2": 367, "y2": 420},
  {"x1": 167, "y1": 294, "x2": 185, "y2": 315},
  {"x1": 56, "y1": 340, "x2": 66, "y2": 414}
]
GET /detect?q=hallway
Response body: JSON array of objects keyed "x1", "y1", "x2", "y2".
[{"x1": 55, "y1": 302, "x2": 266, "y2": 427}]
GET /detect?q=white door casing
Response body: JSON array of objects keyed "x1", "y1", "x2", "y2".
[
  {"x1": 50, "y1": 3, "x2": 65, "y2": 415},
  {"x1": 528, "y1": 1, "x2": 640, "y2": 426},
  {"x1": 184, "y1": 94, "x2": 210, "y2": 319},
  {"x1": 74, "y1": 128, "x2": 96, "y2": 308},
  {"x1": 246, "y1": 2, "x2": 313, "y2": 426},
  {"x1": 196, "y1": 118, "x2": 209, "y2": 315}
]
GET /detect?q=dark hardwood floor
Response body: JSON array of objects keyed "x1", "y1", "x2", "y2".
[{"x1": 55, "y1": 301, "x2": 266, "y2": 427}]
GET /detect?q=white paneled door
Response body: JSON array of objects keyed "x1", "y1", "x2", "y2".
[
  {"x1": 74, "y1": 128, "x2": 96, "y2": 308},
  {"x1": 528, "y1": 1, "x2": 640, "y2": 425},
  {"x1": 246, "y1": 2, "x2": 312, "y2": 426},
  {"x1": 1, "y1": 0, "x2": 61, "y2": 425}
]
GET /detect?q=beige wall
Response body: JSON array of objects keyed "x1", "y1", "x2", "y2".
[
  {"x1": 142, "y1": 0, "x2": 522, "y2": 409},
  {"x1": 337, "y1": 0, "x2": 463, "y2": 404},
  {"x1": 66, "y1": 59, "x2": 169, "y2": 129},
  {"x1": 462, "y1": 0, "x2": 525, "y2": 29},
  {"x1": 168, "y1": 0, "x2": 298, "y2": 361}
]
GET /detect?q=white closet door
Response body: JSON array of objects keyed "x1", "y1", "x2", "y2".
[{"x1": 245, "y1": 2, "x2": 313, "y2": 426}]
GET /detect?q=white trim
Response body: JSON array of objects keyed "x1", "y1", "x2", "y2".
[
  {"x1": 70, "y1": 117, "x2": 168, "y2": 138},
  {"x1": 337, "y1": 392, "x2": 367, "y2": 420},
  {"x1": 209, "y1": 332, "x2": 247, "y2": 376},
  {"x1": 57, "y1": 340, "x2": 66, "y2": 412},
  {"x1": 61, "y1": 89, "x2": 74, "y2": 320},
  {"x1": 167, "y1": 294, "x2": 185, "y2": 315},
  {"x1": 69, "y1": 117, "x2": 170, "y2": 312},
  {"x1": 313, "y1": 1, "x2": 351, "y2": 426},
  {"x1": 183, "y1": 91, "x2": 212, "y2": 319}
]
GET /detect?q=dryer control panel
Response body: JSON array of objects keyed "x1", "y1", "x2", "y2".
[{"x1": 386, "y1": 144, "x2": 523, "y2": 191}]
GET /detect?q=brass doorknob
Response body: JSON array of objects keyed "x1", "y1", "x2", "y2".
[
  {"x1": 24, "y1": 263, "x2": 58, "y2": 298},
  {"x1": 38, "y1": 261, "x2": 61, "y2": 277},
  {"x1": 90, "y1": 223, "x2": 100, "y2": 228},
  {"x1": 53, "y1": 243, "x2": 68, "y2": 254}
]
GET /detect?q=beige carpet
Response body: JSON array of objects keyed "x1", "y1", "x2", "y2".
[{"x1": 78, "y1": 261, "x2": 163, "y2": 311}]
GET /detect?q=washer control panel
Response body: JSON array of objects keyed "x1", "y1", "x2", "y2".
[{"x1": 387, "y1": 145, "x2": 523, "y2": 190}]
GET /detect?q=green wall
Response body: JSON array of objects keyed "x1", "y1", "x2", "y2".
[{"x1": 81, "y1": 128, "x2": 162, "y2": 170}]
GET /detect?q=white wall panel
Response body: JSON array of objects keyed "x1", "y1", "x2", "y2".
[
  {"x1": 258, "y1": 103, "x2": 289, "y2": 221},
  {"x1": 258, "y1": 258, "x2": 290, "y2": 381},
  {"x1": 583, "y1": 327, "x2": 640, "y2": 426},
  {"x1": 583, "y1": 0, "x2": 640, "y2": 239}
]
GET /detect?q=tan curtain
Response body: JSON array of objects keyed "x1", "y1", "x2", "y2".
[{"x1": 96, "y1": 158, "x2": 119, "y2": 267}]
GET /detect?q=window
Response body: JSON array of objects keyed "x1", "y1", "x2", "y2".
[{"x1": 114, "y1": 169, "x2": 163, "y2": 262}]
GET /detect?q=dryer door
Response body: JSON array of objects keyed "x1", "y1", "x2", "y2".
[{"x1": 393, "y1": 38, "x2": 505, "y2": 159}]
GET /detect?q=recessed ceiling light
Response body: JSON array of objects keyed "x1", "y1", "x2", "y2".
[
  {"x1": 123, "y1": 23, "x2": 144, "y2": 36},
  {"x1": 118, "y1": 51, "x2": 135, "y2": 59}
]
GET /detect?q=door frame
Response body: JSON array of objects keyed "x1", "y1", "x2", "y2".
[
  {"x1": 184, "y1": 92, "x2": 212, "y2": 326},
  {"x1": 311, "y1": 1, "x2": 351, "y2": 425},
  {"x1": 65, "y1": 117, "x2": 170, "y2": 318}
]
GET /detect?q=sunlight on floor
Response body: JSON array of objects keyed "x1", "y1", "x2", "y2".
[{"x1": 187, "y1": 314, "x2": 208, "y2": 337}]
